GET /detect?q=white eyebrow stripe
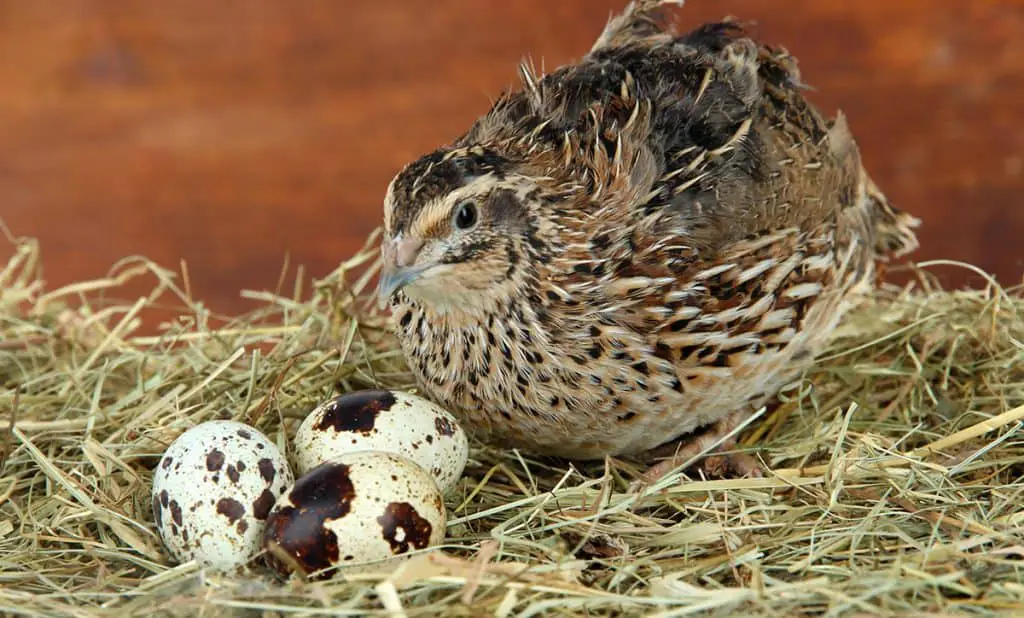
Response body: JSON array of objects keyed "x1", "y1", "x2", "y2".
[
  {"x1": 409, "y1": 174, "x2": 507, "y2": 238},
  {"x1": 383, "y1": 175, "x2": 399, "y2": 233}
]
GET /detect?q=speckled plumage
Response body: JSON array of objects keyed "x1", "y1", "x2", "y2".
[{"x1": 377, "y1": 1, "x2": 919, "y2": 465}]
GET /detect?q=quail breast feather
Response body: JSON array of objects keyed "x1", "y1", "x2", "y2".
[{"x1": 377, "y1": 0, "x2": 919, "y2": 462}]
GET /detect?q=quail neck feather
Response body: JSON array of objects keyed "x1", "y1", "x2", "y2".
[{"x1": 377, "y1": 0, "x2": 919, "y2": 467}]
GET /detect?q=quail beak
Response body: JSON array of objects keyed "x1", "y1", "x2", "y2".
[
  {"x1": 378, "y1": 234, "x2": 426, "y2": 303},
  {"x1": 378, "y1": 265, "x2": 423, "y2": 300}
]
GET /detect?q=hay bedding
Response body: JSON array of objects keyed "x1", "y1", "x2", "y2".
[{"x1": 1, "y1": 225, "x2": 1023, "y2": 618}]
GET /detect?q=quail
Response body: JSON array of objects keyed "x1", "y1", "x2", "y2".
[{"x1": 376, "y1": 0, "x2": 919, "y2": 479}]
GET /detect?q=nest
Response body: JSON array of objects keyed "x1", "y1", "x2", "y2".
[{"x1": 2, "y1": 225, "x2": 1023, "y2": 617}]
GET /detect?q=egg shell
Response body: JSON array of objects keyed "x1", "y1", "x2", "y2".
[
  {"x1": 292, "y1": 390, "x2": 468, "y2": 494},
  {"x1": 263, "y1": 451, "x2": 446, "y2": 579},
  {"x1": 151, "y1": 420, "x2": 294, "y2": 572}
]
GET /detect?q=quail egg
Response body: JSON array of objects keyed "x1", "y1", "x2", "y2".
[
  {"x1": 292, "y1": 389, "x2": 468, "y2": 494},
  {"x1": 151, "y1": 420, "x2": 293, "y2": 572},
  {"x1": 262, "y1": 451, "x2": 446, "y2": 579}
]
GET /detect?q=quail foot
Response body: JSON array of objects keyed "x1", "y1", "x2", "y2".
[{"x1": 377, "y1": 0, "x2": 919, "y2": 483}]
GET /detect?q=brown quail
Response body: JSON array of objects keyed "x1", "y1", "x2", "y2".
[{"x1": 376, "y1": 0, "x2": 919, "y2": 479}]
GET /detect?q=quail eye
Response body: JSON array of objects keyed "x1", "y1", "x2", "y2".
[{"x1": 453, "y1": 201, "x2": 479, "y2": 230}]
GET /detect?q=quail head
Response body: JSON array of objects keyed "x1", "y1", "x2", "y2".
[{"x1": 377, "y1": 0, "x2": 919, "y2": 478}]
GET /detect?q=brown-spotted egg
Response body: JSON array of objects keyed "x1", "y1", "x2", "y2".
[
  {"x1": 262, "y1": 451, "x2": 446, "y2": 579},
  {"x1": 292, "y1": 390, "x2": 468, "y2": 494},
  {"x1": 151, "y1": 420, "x2": 293, "y2": 572}
]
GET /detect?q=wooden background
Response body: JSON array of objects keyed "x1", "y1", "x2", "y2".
[{"x1": 1, "y1": 0, "x2": 1022, "y2": 316}]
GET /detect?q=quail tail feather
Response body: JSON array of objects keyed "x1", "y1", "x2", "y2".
[{"x1": 864, "y1": 176, "x2": 921, "y2": 259}]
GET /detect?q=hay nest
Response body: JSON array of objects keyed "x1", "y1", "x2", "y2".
[{"x1": 2, "y1": 226, "x2": 1023, "y2": 617}]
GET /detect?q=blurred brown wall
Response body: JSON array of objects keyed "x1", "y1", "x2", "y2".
[{"x1": 1, "y1": 0, "x2": 1022, "y2": 315}]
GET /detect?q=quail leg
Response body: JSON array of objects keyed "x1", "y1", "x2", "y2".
[{"x1": 634, "y1": 410, "x2": 763, "y2": 486}]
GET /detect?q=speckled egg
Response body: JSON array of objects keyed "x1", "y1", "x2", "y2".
[
  {"x1": 262, "y1": 451, "x2": 446, "y2": 579},
  {"x1": 151, "y1": 420, "x2": 294, "y2": 572},
  {"x1": 292, "y1": 390, "x2": 468, "y2": 494}
]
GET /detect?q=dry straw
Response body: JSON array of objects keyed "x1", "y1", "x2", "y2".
[{"x1": 1, "y1": 222, "x2": 1022, "y2": 617}]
